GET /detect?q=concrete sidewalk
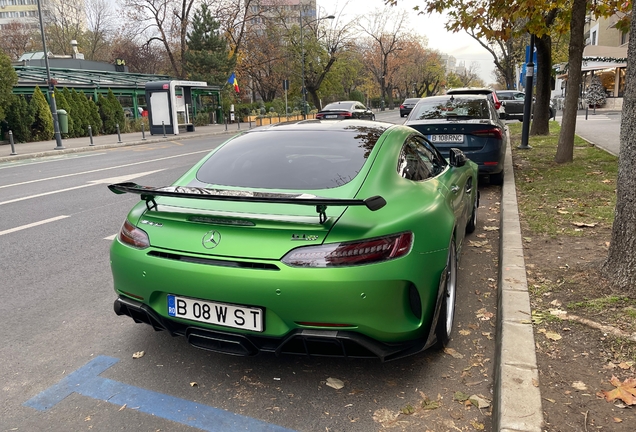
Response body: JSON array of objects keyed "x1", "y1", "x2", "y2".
[{"x1": 0, "y1": 122, "x2": 243, "y2": 163}]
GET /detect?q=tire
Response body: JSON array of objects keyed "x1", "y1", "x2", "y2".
[
  {"x1": 466, "y1": 194, "x2": 478, "y2": 234},
  {"x1": 435, "y1": 239, "x2": 457, "y2": 348},
  {"x1": 489, "y1": 170, "x2": 504, "y2": 185}
]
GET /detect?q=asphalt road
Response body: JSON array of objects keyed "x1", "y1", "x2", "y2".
[{"x1": 0, "y1": 111, "x2": 500, "y2": 431}]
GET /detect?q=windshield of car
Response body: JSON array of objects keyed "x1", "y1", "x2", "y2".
[
  {"x1": 322, "y1": 102, "x2": 355, "y2": 111},
  {"x1": 410, "y1": 98, "x2": 490, "y2": 120},
  {"x1": 196, "y1": 127, "x2": 383, "y2": 190}
]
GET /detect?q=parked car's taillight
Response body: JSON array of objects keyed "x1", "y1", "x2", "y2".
[
  {"x1": 281, "y1": 232, "x2": 413, "y2": 267},
  {"x1": 400, "y1": 105, "x2": 405, "y2": 109},
  {"x1": 343, "y1": 112, "x2": 353, "y2": 118},
  {"x1": 119, "y1": 220, "x2": 150, "y2": 249},
  {"x1": 472, "y1": 128, "x2": 503, "y2": 140},
  {"x1": 316, "y1": 113, "x2": 324, "y2": 119}
]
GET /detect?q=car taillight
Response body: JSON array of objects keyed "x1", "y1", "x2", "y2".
[
  {"x1": 400, "y1": 105, "x2": 405, "y2": 109},
  {"x1": 281, "y1": 232, "x2": 413, "y2": 268},
  {"x1": 119, "y1": 220, "x2": 150, "y2": 249},
  {"x1": 472, "y1": 128, "x2": 503, "y2": 140},
  {"x1": 342, "y1": 112, "x2": 353, "y2": 118},
  {"x1": 316, "y1": 113, "x2": 324, "y2": 119}
]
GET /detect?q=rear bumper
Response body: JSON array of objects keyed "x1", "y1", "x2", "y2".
[{"x1": 114, "y1": 296, "x2": 431, "y2": 361}]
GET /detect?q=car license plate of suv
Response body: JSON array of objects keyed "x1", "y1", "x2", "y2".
[
  {"x1": 429, "y1": 134, "x2": 464, "y2": 143},
  {"x1": 168, "y1": 295, "x2": 264, "y2": 332}
]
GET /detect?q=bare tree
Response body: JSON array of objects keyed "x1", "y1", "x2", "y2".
[
  {"x1": 44, "y1": 0, "x2": 85, "y2": 55},
  {"x1": 121, "y1": 0, "x2": 197, "y2": 78},
  {"x1": 357, "y1": 8, "x2": 409, "y2": 109},
  {"x1": 0, "y1": 21, "x2": 40, "y2": 60},
  {"x1": 84, "y1": 0, "x2": 117, "y2": 61}
]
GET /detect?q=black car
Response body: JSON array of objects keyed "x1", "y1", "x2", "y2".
[
  {"x1": 315, "y1": 101, "x2": 375, "y2": 120},
  {"x1": 496, "y1": 90, "x2": 557, "y2": 121},
  {"x1": 399, "y1": 98, "x2": 421, "y2": 117},
  {"x1": 404, "y1": 94, "x2": 507, "y2": 185}
]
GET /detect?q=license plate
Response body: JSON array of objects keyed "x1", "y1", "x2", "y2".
[
  {"x1": 429, "y1": 134, "x2": 464, "y2": 143},
  {"x1": 167, "y1": 295, "x2": 264, "y2": 332},
  {"x1": 325, "y1": 114, "x2": 338, "y2": 119}
]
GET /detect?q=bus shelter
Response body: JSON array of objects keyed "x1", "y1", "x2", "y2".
[{"x1": 145, "y1": 80, "x2": 207, "y2": 135}]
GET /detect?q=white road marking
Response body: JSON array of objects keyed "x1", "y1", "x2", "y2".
[
  {"x1": 0, "y1": 150, "x2": 210, "y2": 189},
  {"x1": 0, "y1": 153, "x2": 106, "y2": 171},
  {"x1": 0, "y1": 170, "x2": 163, "y2": 206},
  {"x1": 0, "y1": 215, "x2": 70, "y2": 237}
]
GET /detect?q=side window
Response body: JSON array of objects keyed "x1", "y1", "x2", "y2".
[{"x1": 397, "y1": 137, "x2": 443, "y2": 181}]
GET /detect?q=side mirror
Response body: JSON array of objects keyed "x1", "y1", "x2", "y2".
[{"x1": 449, "y1": 148, "x2": 467, "y2": 167}]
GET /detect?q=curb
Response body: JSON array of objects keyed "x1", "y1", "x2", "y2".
[{"x1": 493, "y1": 142, "x2": 544, "y2": 431}]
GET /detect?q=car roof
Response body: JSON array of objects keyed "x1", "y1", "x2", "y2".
[
  {"x1": 403, "y1": 98, "x2": 421, "y2": 103},
  {"x1": 250, "y1": 119, "x2": 392, "y2": 133},
  {"x1": 446, "y1": 87, "x2": 494, "y2": 95},
  {"x1": 415, "y1": 94, "x2": 489, "y2": 102}
]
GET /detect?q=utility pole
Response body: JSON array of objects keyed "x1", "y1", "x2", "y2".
[{"x1": 36, "y1": 0, "x2": 64, "y2": 150}]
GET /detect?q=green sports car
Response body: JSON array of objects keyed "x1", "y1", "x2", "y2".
[{"x1": 109, "y1": 120, "x2": 479, "y2": 361}]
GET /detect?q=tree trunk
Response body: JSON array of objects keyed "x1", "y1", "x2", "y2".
[
  {"x1": 530, "y1": 34, "x2": 552, "y2": 136},
  {"x1": 555, "y1": 0, "x2": 586, "y2": 163},
  {"x1": 601, "y1": 11, "x2": 636, "y2": 293}
]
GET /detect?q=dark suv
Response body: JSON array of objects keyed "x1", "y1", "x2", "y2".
[{"x1": 399, "y1": 98, "x2": 421, "y2": 117}]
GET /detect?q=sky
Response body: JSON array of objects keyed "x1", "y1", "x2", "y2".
[{"x1": 318, "y1": 0, "x2": 496, "y2": 85}]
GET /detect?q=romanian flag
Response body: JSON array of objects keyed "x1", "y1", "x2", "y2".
[{"x1": 228, "y1": 73, "x2": 240, "y2": 93}]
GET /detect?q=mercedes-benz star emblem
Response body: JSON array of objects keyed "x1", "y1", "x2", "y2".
[{"x1": 202, "y1": 230, "x2": 222, "y2": 249}]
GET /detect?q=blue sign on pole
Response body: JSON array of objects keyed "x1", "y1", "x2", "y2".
[{"x1": 520, "y1": 46, "x2": 538, "y2": 86}]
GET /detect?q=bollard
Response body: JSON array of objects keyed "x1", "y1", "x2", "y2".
[
  {"x1": 9, "y1": 130, "x2": 17, "y2": 155},
  {"x1": 116, "y1": 123, "x2": 122, "y2": 143},
  {"x1": 88, "y1": 125, "x2": 94, "y2": 146},
  {"x1": 585, "y1": 106, "x2": 588, "y2": 120},
  {"x1": 249, "y1": 117, "x2": 252, "y2": 129},
  {"x1": 225, "y1": 116, "x2": 228, "y2": 131},
  {"x1": 237, "y1": 119, "x2": 241, "y2": 130},
  {"x1": 162, "y1": 121, "x2": 167, "y2": 138},
  {"x1": 141, "y1": 123, "x2": 146, "y2": 140}
]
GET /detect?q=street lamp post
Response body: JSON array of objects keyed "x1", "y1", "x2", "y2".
[
  {"x1": 36, "y1": 0, "x2": 64, "y2": 150},
  {"x1": 300, "y1": 9, "x2": 334, "y2": 117}
]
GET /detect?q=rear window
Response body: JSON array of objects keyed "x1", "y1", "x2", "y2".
[
  {"x1": 411, "y1": 98, "x2": 490, "y2": 120},
  {"x1": 323, "y1": 102, "x2": 355, "y2": 111},
  {"x1": 404, "y1": 98, "x2": 420, "y2": 104},
  {"x1": 196, "y1": 128, "x2": 383, "y2": 190}
]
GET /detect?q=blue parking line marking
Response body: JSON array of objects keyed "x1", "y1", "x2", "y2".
[{"x1": 24, "y1": 355, "x2": 295, "y2": 432}]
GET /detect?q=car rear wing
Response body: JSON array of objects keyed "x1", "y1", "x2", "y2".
[{"x1": 108, "y1": 182, "x2": 386, "y2": 224}]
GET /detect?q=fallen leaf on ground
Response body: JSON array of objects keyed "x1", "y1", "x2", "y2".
[
  {"x1": 557, "y1": 210, "x2": 569, "y2": 215},
  {"x1": 372, "y1": 408, "x2": 399, "y2": 424},
  {"x1": 614, "y1": 417, "x2": 623, "y2": 422},
  {"x1": 469, "y1": 394, "x2": 491, "y2": 409},
  {"x1": 132, "y1": 351, "x2": 145, "y2": 359},
  {"x1": 454, "y1": 391, "x2": 470, "y2": 402},
  {"x1": 544, "y1": 331, "x2": 562, "y2": 341},
  {"x1": 459, "y1": 329, "x2": 471, "y2": 336},
  {"x1": 483, "y1": 226, "x2": 499, "y2": 231},
  {"x1": 469, "y1": 240, "x2": 489, "y2": 248},
  {"x1": 572, "y1": 221, "x2": 597, "y2": 228},
  {"x1": 476, "y1": 309, "x2": 493, "y2": 321},
  {"x1": 421, "y1": 398, "x2": 440, "y2": 410},
  {"x1": 444, "y1": 347, "x2": 464, "y2": 359},
  {"x1": 326, "y1": 377, "x2": 345, "y2": 390},
  {"x1": 190, "y1": 382, "x2": 198, "y2": 387},
  {"x1": 572, "y1": 381, "x2": 587, "y2": 391},
  {"x1": 601, "y1": 376, "x2": 636, "y2": 405},
  {"x1": 470, "y1": 420, "x2": 485, "y2": 430},
  {"x1": 619, "y1": 362, "x2": 634, "y2": 370}
]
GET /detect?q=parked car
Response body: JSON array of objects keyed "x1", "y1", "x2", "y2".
[
  {"x1": 108, "y1": 120, "x2": 479, "y2": 361},
  {"x1": 446, "y1": 87, "x2": 503, "y2": 116},
  {"x1": 315, "y1": 101, "x2": 375, "y2": 120},
  {"x1": 399, "y1": 98, "x2": 421, "y2": 117},
  {"x1": 404, "y1": 94, "x2": 507, "y2": 185},
  {"x1": 496, "y1": 90, "x2": 558, "y2": 121}
]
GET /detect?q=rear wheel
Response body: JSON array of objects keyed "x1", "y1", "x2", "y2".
[{"x1": 435, "y1": 239, "x2": 457, "y2": 348}]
